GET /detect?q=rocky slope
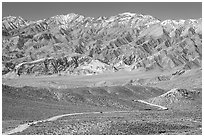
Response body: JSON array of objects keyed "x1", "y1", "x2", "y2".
[
  {"x1": 2, "y1": 12, "x2": 202, "y2": 76},
  {"x1": 144, "y1": 88, "x2": 201, "y2": 110}
]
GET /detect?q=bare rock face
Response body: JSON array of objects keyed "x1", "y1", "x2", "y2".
[
  {"x1": 2, "y1": 16, "x2": 29, "y2": 34},
  {"x1": 12, "y1": 54, "x2": 112, "y2": 76},
  {"x1": 2, "y1": 12, "x2": 202, "y2": 76}
]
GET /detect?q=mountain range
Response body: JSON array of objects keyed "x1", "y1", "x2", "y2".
[{"x1": 2, "y1": 12, "x2": 202, "y2": 76}]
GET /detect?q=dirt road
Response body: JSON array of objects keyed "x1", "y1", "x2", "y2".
[
  {"x1": 3, "y1": 110, "x2": 136, "y2": 135},
  {"x1": 137, "y1": 100, "x2": 168, "y2": 110}
]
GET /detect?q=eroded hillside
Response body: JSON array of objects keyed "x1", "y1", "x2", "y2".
[{"x1": 2, "y1": 13, "x2": 202, "y2": 76}]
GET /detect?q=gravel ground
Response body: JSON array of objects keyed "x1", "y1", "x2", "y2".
[{"x1": 15, "y1": 109, "x2": 202, "y2": 135}]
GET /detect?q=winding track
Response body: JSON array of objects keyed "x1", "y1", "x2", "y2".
[
  {"x1": 3, "y1": 100, "x2": 168, "y2": 135},
  {"x1": 3, "y1": 110, "x2": 136, "y2": 135}
]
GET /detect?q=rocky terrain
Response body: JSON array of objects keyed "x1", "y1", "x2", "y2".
[
  {"x1": 2, "y1": 12, "x2": 202, "y2": 135},
  {"x1": 2, "y1": 12, "x2": 202, "y2": 76}
]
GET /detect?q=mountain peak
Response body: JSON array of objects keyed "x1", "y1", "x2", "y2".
[{"x1": 119, "y1": 12, "x2": 137, "y2": 16}]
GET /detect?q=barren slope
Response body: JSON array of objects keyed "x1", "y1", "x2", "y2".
[{"x1": 2, "y1": 13, "x2": 202, "y2": 76}]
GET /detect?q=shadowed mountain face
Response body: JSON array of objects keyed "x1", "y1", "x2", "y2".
[{"x1": 2, "y1": 13, "x2": 202, "y2": 76}]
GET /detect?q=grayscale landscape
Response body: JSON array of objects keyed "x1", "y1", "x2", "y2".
[{"x1": 2, "y1": 2, "x2": 202, "y2": 135}]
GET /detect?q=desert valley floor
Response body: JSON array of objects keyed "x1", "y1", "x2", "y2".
[{"x1": 2, "y1": 68, "x2": 202, "y2": 135}]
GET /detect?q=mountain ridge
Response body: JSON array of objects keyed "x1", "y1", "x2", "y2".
[
  {"x1": 2, "y1": 12, "x2": 202, "y2": 77},
  {"x1": 3, "y1": 12, "x2": 201, "y2": 32}
]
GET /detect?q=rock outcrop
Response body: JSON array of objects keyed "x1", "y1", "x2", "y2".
[{"x1": 145, "y1": 88, "x2": 201, "y2": 109}]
